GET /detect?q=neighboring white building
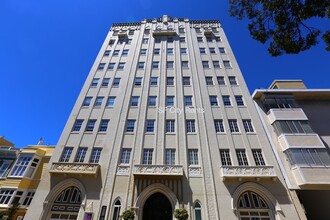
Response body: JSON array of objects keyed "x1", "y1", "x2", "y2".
[{"x1": 25, "y1": 16, "x2": 303, "y2": 220}]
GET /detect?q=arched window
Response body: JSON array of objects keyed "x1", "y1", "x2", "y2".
[
  {"x1": 238, "y1": 191, "x2": 271, "y2": 220},
  {"x1": 112, "y1": 200, "x2": 121, "y2": 220},
  {"x1": 194, "y1": 202, "x2": 202, "y2": 220}
]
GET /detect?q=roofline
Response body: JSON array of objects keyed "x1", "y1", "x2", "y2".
[{"x1": 252, "y1": 89, "x2": 330, "y2": 99}]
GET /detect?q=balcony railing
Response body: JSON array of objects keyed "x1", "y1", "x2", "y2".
[
  {"x1": 220, "y1": 166, "x2": 276, "y2": 181},
  {"x1": 152, "y1": 29, "x2": 177, "y2": 36},
  {"x1": 133, "y1": 165, "x2": 183, "y2": 176},
  {"x1": 49, "y1": 162, "x2": 99, "y2": 176}
]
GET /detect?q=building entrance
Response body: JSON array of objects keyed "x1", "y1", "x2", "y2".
[{"x1": 143, "y1": 192, "x2": 172, "y2": 220}]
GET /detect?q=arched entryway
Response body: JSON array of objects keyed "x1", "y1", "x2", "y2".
[{"x1": 143, "y1": 192, "x2": 172, "y2": 220}]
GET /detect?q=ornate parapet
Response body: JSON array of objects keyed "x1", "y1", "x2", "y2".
[
  {"x1": 49, "y1": 162, "x2": 99, "y2": 177},
  {"x1": 220, "y1": 166, "x2": 276, "y2": 181},
  {"x1": 117, "y1": 165, "x2": 130, "y2": 176},
  {"x1": 152, "y1": 29, "x2": 177, "y2": 36},
  {"x1": 133, "y1": 165, "x2": 183, "y2": 177},
  {"x1": 188, "y1": 166, "x2": 202, "y2": 177}
]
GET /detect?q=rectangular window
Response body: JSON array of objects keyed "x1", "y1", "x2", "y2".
[
  {"x1": 91, "y1": 78, "x2": 99, "y2": 87},
  {"x1": 235, "y1": 96, "x2": 244, "y2": 106},
  {"x1": 209, "y1": 48, "x2": 216, "y2": 54},
  {"x1": 106, "y1": 97, "x2": 115, "y2": 107},
  {"x1": 152, "y1": 61, "x2": 159, "y2": 69},
  {"x1": 179, "y1": 37, "x2": 185, "y2": 42},
  {"x1": 9, "y1": 155, "x2": 32, "y2": 177},
  {"x1": 217, "y1": 76, "x2": 225, "y2": 85},
  {"x1": 22, "y1": 191, "x2": 35, "y2": 206},
  {"x1": 202, "y1": 61, "x2": 209, "y2": 68},
  {"x1": 167, "y1": 37, "x2": 173, "y2": 43},
  {"x1": 108, "y1": 63, "x2": 115, "y2": 70},
  {"x1": 184, "y1": 96, "x2": 193, "y2": 106},
  {"x1": 206, "y1": 36, "x2": 213, "y2": 42},
  {"x1": 59, "y1": 147, "x2": 73, "y2": 162},
  {"x1": 112, "y1": 78, "x2": 121, "y2": 87},
  {"x1": 183, "y1": 77, "x2": 190, "y2": 86},
  {"x1": 165, "y1": 149, "x2": 176, "y2": 165},
  {"x1": 154, "y1": 49, "x2": 160, "y2": 55},
  {"x1": 126, "y1": 39, "x2": 132, "y2": 45},
  {"x1": 131, "y1": 96, "x2": 140, "y2": 106},
  {"x1": 219, "y1": 47, "x2": 226, "y2": 54},
  {"x1": 150, "y1": 77, "x2": 158, "y2": 86},
  {"x1": 143, "y1": 149, "x2": 153, "y2": 165},
  {"x1": 215, "y1": 36, "x2": 222, "y2": 42},
  {"x1": 0, "y1": 160, "x2": 13, "y2": 178},
  {"x1": 145, "y1": 29, "x2": 150, "y2": 34},
  {"x1": 167, "y1": 61, "x2": 174, "y2": 69},
  {"x1": 223, "y1": 60, "x2": 231, "y2": 68},
  {"x1": 109, "y1": 39, "x2": 115, "y2": 45},
  {"x1": 166, "y1": 96, "x2": 174, "y2": 107},
  {"x1": 141, "y1": 49, "x2": 147, "y2": 55},
  {"x1": 72, "y1": 119, "x2": 83, "y2": 132},
  {"x1": 179, "y1": 28, "x2": 185, "y2": 33},
  {"x1": 0, "y1": 189, "x2": 15, "y2": 205},
  {"x1": 98, "y1": 63, "x2": 105, "y2": 70},
  {"x1": 166, "y1": 77, "x2": 174, "y2": 86},
  {"x1": 186, "y1": 120, "x2": 196, "y2": 133},
  {"x1": 126, "y1": 120, "x2": 136, "y2": 132},
  {"x1": 210, "y1": 96, "x2": 218, "y2": 106},
  {"x1": 86, "y1": 120, "x2": 96, "y2": 132},
  {"x1": 104, "y1": 50, "x2": 111, "y2": 56},
  {"x1": 142, "y1": 38, "x2": 148, "y2": 44},
  {"x1": 197, "y1": 37, "x2": 203, "y2": 42},
  {"x1": 118, "y1": 62, "x2": 125, "y2": 70},
  {"x1": 99, "y1": 119, "x2": 110, "y2": 132},
  {"x1": 228, "y1": 120, "x2": 239, "y2": 132},
  {"x1": 113, "y1": 50, "x2": 119, "y2": 56},
  {"x1": 188, "y1": 149, "x2": 199, "y2": 165},
  {"x1": 122, "y1": 49, "x2": 129, "y2": 56},
  {"x1": 222, "y1": 96, "x2": 231, "y2": 106},
  {"x1": 102, "y1": 78, "x2": 110, "y2": 87},
  {"x1": 214, "y1": 120, "x2": 225, "y2": 133},
  {"x1": 273, "y1": 120, "x2": 314, "y2": 135},
  {"x1": 94, "y1": 97, "x2": 103, "y2": 107},
  {"x1": 213, "y1": 61, "x2": 220, "y2": 68},
  {"x1": 180, "y1": 48, "x2": 187, "y2": 54},
  {"x1": 285, "y1": 148, "x2": 330, "y2": 167},
  {"x1": 134, "y1": 77, "x2": 142, "y2": 86},
  {"x1": 90, "y1": 148, "x2": 102, "y2": 163},
  {"x1": 74, "y1": 147, "x2": 87, "y2": 163},
  {"x1": 200, "y1": 48, "x2": 206, "y2": 54},
  {"x1": 205, "y1": 77, "x2": 214, "y2": 85},
  {"x1": 236, "y1": 150, "x2": 249, "y2": 166},
  {"x1": 138, "y1": 62, "x2": 145, "y2": 69},
  {"x1": 229, "y1": 76, "x2": 237, "y2": 85},
  {"x1": 181, "y1": 61, "x2": 189, "y2": 68},
  {"x1": 118, "y1": 39, "x2": 124, "y2": 45},
  {"x1": 155, "y1": 37, "x2": 161, "y2": 43},
  {"x1": 129, "y1": 30, "x2": 134, "y2": 35},
  {"x1": 166, "y1": 120, "x2": 175, "y2": 132},
  {"x1": 243, "y1": 120, "x2": 254, "y2": 132},
  {"x1": 146, "y1": 120, "x2": 155, "y2": 132},
  {"x1": 167, "y1": 48, "x2": 174, "y2": 55},
  {"x1": 120, "y1": 149, "x2": 131, "y2": 164},
  {"x1": 252, "y1": 150, "x2": 266, "y2": 166},
  {"x1": 148, "y1": 96, "x2": 157, "y2": 106},
  {"x1": 83, "y1": 97, "x2": 92, "y2": 107},
  {"x1": 220, "y1": 150, "x2": 232, "y2": 166}
]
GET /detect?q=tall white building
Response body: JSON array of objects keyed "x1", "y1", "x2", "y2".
[{"x1": 25, "y1": 16, "x2": 303, "y2": 220}]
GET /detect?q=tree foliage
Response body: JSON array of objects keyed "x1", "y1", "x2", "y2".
[{"x1": 229, "y1": 0, "x2": 330, "y2": 56}]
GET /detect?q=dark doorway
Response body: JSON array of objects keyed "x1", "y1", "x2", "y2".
[{"x1": 143, "y1": 192, "x2": 172, "y2": 220}]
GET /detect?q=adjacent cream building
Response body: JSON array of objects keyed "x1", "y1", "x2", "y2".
[{"x1": 26, "y1": 16, "x2": 303, "y2": 220}]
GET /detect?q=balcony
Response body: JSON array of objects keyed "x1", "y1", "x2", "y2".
[
  {"x1": 49, "y1": 162, "x2": 99, "y2": 177},
  {"x1": 220, "y1": 166, "x2": 277, "y2": 181},
  {"x1": 133, "y1": 165, "x2": 183, "y2": 177},
  {"x1": 152, "y1": 29, "x2": 177, "y2": 36},
  {"x1": 278, "y1": 134, "x2": 324, "y2": 151},
  {"x1": 203, "y1": 28, "x2": 213, "y2": 35},
  {"x1": 118, "y1": 31, "x2": 128, "y2": 38},
  {"x1": 267, "y1": 108, "x2": 307, "y2": 124},
  {"x1": 292, "y1": 166, "x2": 330, "y2": 186}
]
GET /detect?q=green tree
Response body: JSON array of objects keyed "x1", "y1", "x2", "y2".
[{"x1": 229, "y1": 0, "x2": 330, "y2": 56}]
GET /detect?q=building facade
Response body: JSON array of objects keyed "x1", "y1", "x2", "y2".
[
  {"x1": 26, "y1": 16, "x2": 302, "y2": 220},
  {"x1": 253, "y1": 80, "x2": 330, "y2": 220}
]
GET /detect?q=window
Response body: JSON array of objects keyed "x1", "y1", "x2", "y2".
[
  {"x1": 22, "y1": 191, "x2": 35, "y2": 206},
  {"x1": 166, "y1": 149, "x2": 176, "y2": 165},
  {"x1": 145, "y1": 29, "x2": 150, "y2": 34},
  {"x1": 200, "y1": 48, "x2": 206, "y2": 54},
  {"x1": 262, "y1": 96, "x2": 298, "y2": 111},
  {"x1": 194, "y1": 202, "x2": 202, "y2": 220},
  {"x1": 152, "y1": 61, "x2": 159, "y2": 69},
  {"x1": 205, "y1": 77, "x2": 213, "y2": 85},
  {"x1": 141, "y1": 49, "x2": 147, "y2": 55},
  {"x1": 222, "y1": 96, "x2": 231, "y2": 106},
  {"x1": 102, "y1": 78, "x2": 110, "y2": 87},
  {"x1": 184, "y1": 96, "x2": 193, "y2": 106},
  {"x1": 122, "y1": 49, "x2": 129, "y2": 56},
  {"x1": 118, "y1": 62, "x2": 125, "y2": 70},
  {"x1": 209, "y1": 48, "x2": 216, "y2": 54},
  {"x1": 202, "y1": 61, "x2": 209, "y2": 68},
  {"x1": 9, "y1": 155, "x2": 33, "y2": 177},
  {"x1": 134, "y1": 77, "x2": 142, "y2": 86},
  {"x1": 94, "y1": 97, "x2": 103, "y2": 107},
  {"x1": 220, "y1": 150, "x2": 232, "y2": 165},
  {"x1": 142, "y1": 38, "x2": 148, "y2": 44},
  {"x1": 181, "y1": 61, "x2": 189, "y2": 68},
  {"x1": 285, "y1": 148, "x2": 330, "y2": 167},
  {"x1": 166, "y1": 120, "x2": 175, "y2": 132},
  {"x1": 213, "y1": 61, "x2": 220, "y2": 68},
  {"x1": 113, "y1": 50, "x2": 119, "y2": 56},
  {"x1": 167, "y1": 48, "x2": 174, "y2": 55},
  {"x1": 188, "y1": 149, "x2": 199, "y2": 165},
  {"x1": 98, "y1": 63, "x2": 105, "y2": 70},
  {"x1": 59, "y1": 147, "x2": 73, "y2": 162},
  {"x1": 167, "y1": 61, "x2": 174, "y2": 69},
  {"x1": 197, "y1": 37, "x2": 203, "y2": 42},
  {"x1": 183, "y1": 77, "x2": 191, "y2": 86},
  {"x1": 109, "y1": 39, "x2": 115, "y2": 45},
  {"x1": 106, "y1": 97, "x2": 115, "y2": 107},
  {"x1": 167, "y1": 77, "x2": 174, "y2": 86},
  {"x1": 74, "y1": 147, "x2": 87, "y2": 163},
  {"x1": 126, "y1": 120, "x2": 136, "y2": 132},
  {"x1": 118, "y1": 39, "x2": 124, "y2": 45},
  {"x1": 112, "y1": 78, "x2": 121, "y2": 87},
  {"x1": 235, "y1": 96, "x2": 244, "y2": 106},
  {"x1": 143, "y1": 149, "x2": 153, "y2": 165},
  {"x1": 126, "y1": 39, "x2": 132, "y2": 45},
  {"x1": 108, "y1": 63, "x2": 115, "y2": 70},
  {"x1": 210, "y1": 96, "x2": 218, "y2": 106},
  {"x1": 180, "y1": 48, "x2": 187, "y2": 54},
  {"x1": 166, "y1": 96, "x2": 174, "y2": 107},
  {"x1": 146, "y1": 120, "x2": 155, "y2": 132},
  {"x1": 129, "y1": 30, "x2": 134, "y2": 35},
  {"x1": 0, "y1": 189, "x2": 15, "y2": 205},
  {"x1": 104, "y1": 50, "x2": 111, "y2": 56},
  {"x1": 243, "y1": 120, "x2": 254, "y2": 132},
  {"x1": 90, "y1": 148, "x2": 102, "y2": 163},
  {"x1": 82, "y1": 97, "x2": 92, "y2": 107},
  {"x1": 112, "y1": 200, "x2": 121, "y2": 220},
  {"x1": 179, "y1": 28, "x2": 185, "y2": 33},
  {"x1": 154, "y1": 49, "x2": 160, "y2": 55},
  {"x1": 206, "y1": 37, "x2": 213, "y2": 42},
  {"x1": 167, "y1": 37, "x2": 173, "y2": 43},
  {"x1": 138, "y1": 62, "x2": 145, "y2": 69},
  {"x1": 229, "y1": 119, "x2": 239, "y2": 132},
  {"x1": 0, "y1": 160, "x2": 13, "y2": 178},
  {"x1": 219, "y1": 47, "x2": 226, "y2": 54},
  {"x1": 148, "y1": 96, "x2": 157, "y2": 106},
  {"x1": 273, "y1": 120, "x2": 314, "y2": 135},
  {"x1": 223, "y1": 60, "x2": 231, "y2": 68},
  {"x1": 179, "y1": 37, "x2": 186, "y2": 42},
  {"x1": 229, "y1": 76, "x2": 237, "y2": 85},
  {"x1": 11, "y1": 190, "x2": 23, "y2": 206},
  {"x1": 131, "y1": 96, "x2": 140, "y2": 106},
  {"x1": 91, "y1": 78, "x2": 99, "y2": 87},
  {"x1": 72, "y1": 119, "x2": 83, "y2": 132},
  {"x1": 238, "y1": 191, "x2": 271, "y2": 220},
  {"x1": 217, "y1": 76, "x2": 225, "y2": 85},
  {"x1": 150, "y1": 77, "x2": 158, "y2": 86},
  {"x1": 252, "y1": 150, "x2": 265, "y2": 166},
  {"x1": 120, "y1": 149, "x2": 131, "y2": 164},
  {"x1": 186, "y1": 120, "x2": 196, "y2": 133},
  {"x1": 214, "y1": 120, "x2": 225, "y2": 133},
  {"x1": 236, "y1": 150, "x2": 249, "y2": 166},
  {"x1": 215, "y1": 36, "x2": 221, "y2": 42},
  {"x1": 155, "y1": 37, "x2": 161, "y2": 43},
  {"x1": 99, "y1": 119, "x2": 109, "y2": 132},
  {"x1": 86, "y1": 119, "x2": 96, "y2": 132}
]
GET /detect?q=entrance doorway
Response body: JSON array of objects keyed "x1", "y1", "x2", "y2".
[{"x1": 143, "y1": 192, "x2": 172, "y2": 220}]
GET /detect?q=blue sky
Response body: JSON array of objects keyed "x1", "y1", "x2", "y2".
[{"x1": 1, "y1": 0, "x2": 329, "y2": 148}]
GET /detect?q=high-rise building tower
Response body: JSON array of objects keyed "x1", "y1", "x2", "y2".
[{"x1": 26, "y1": 16, "x2": 302, "y2": 220}]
